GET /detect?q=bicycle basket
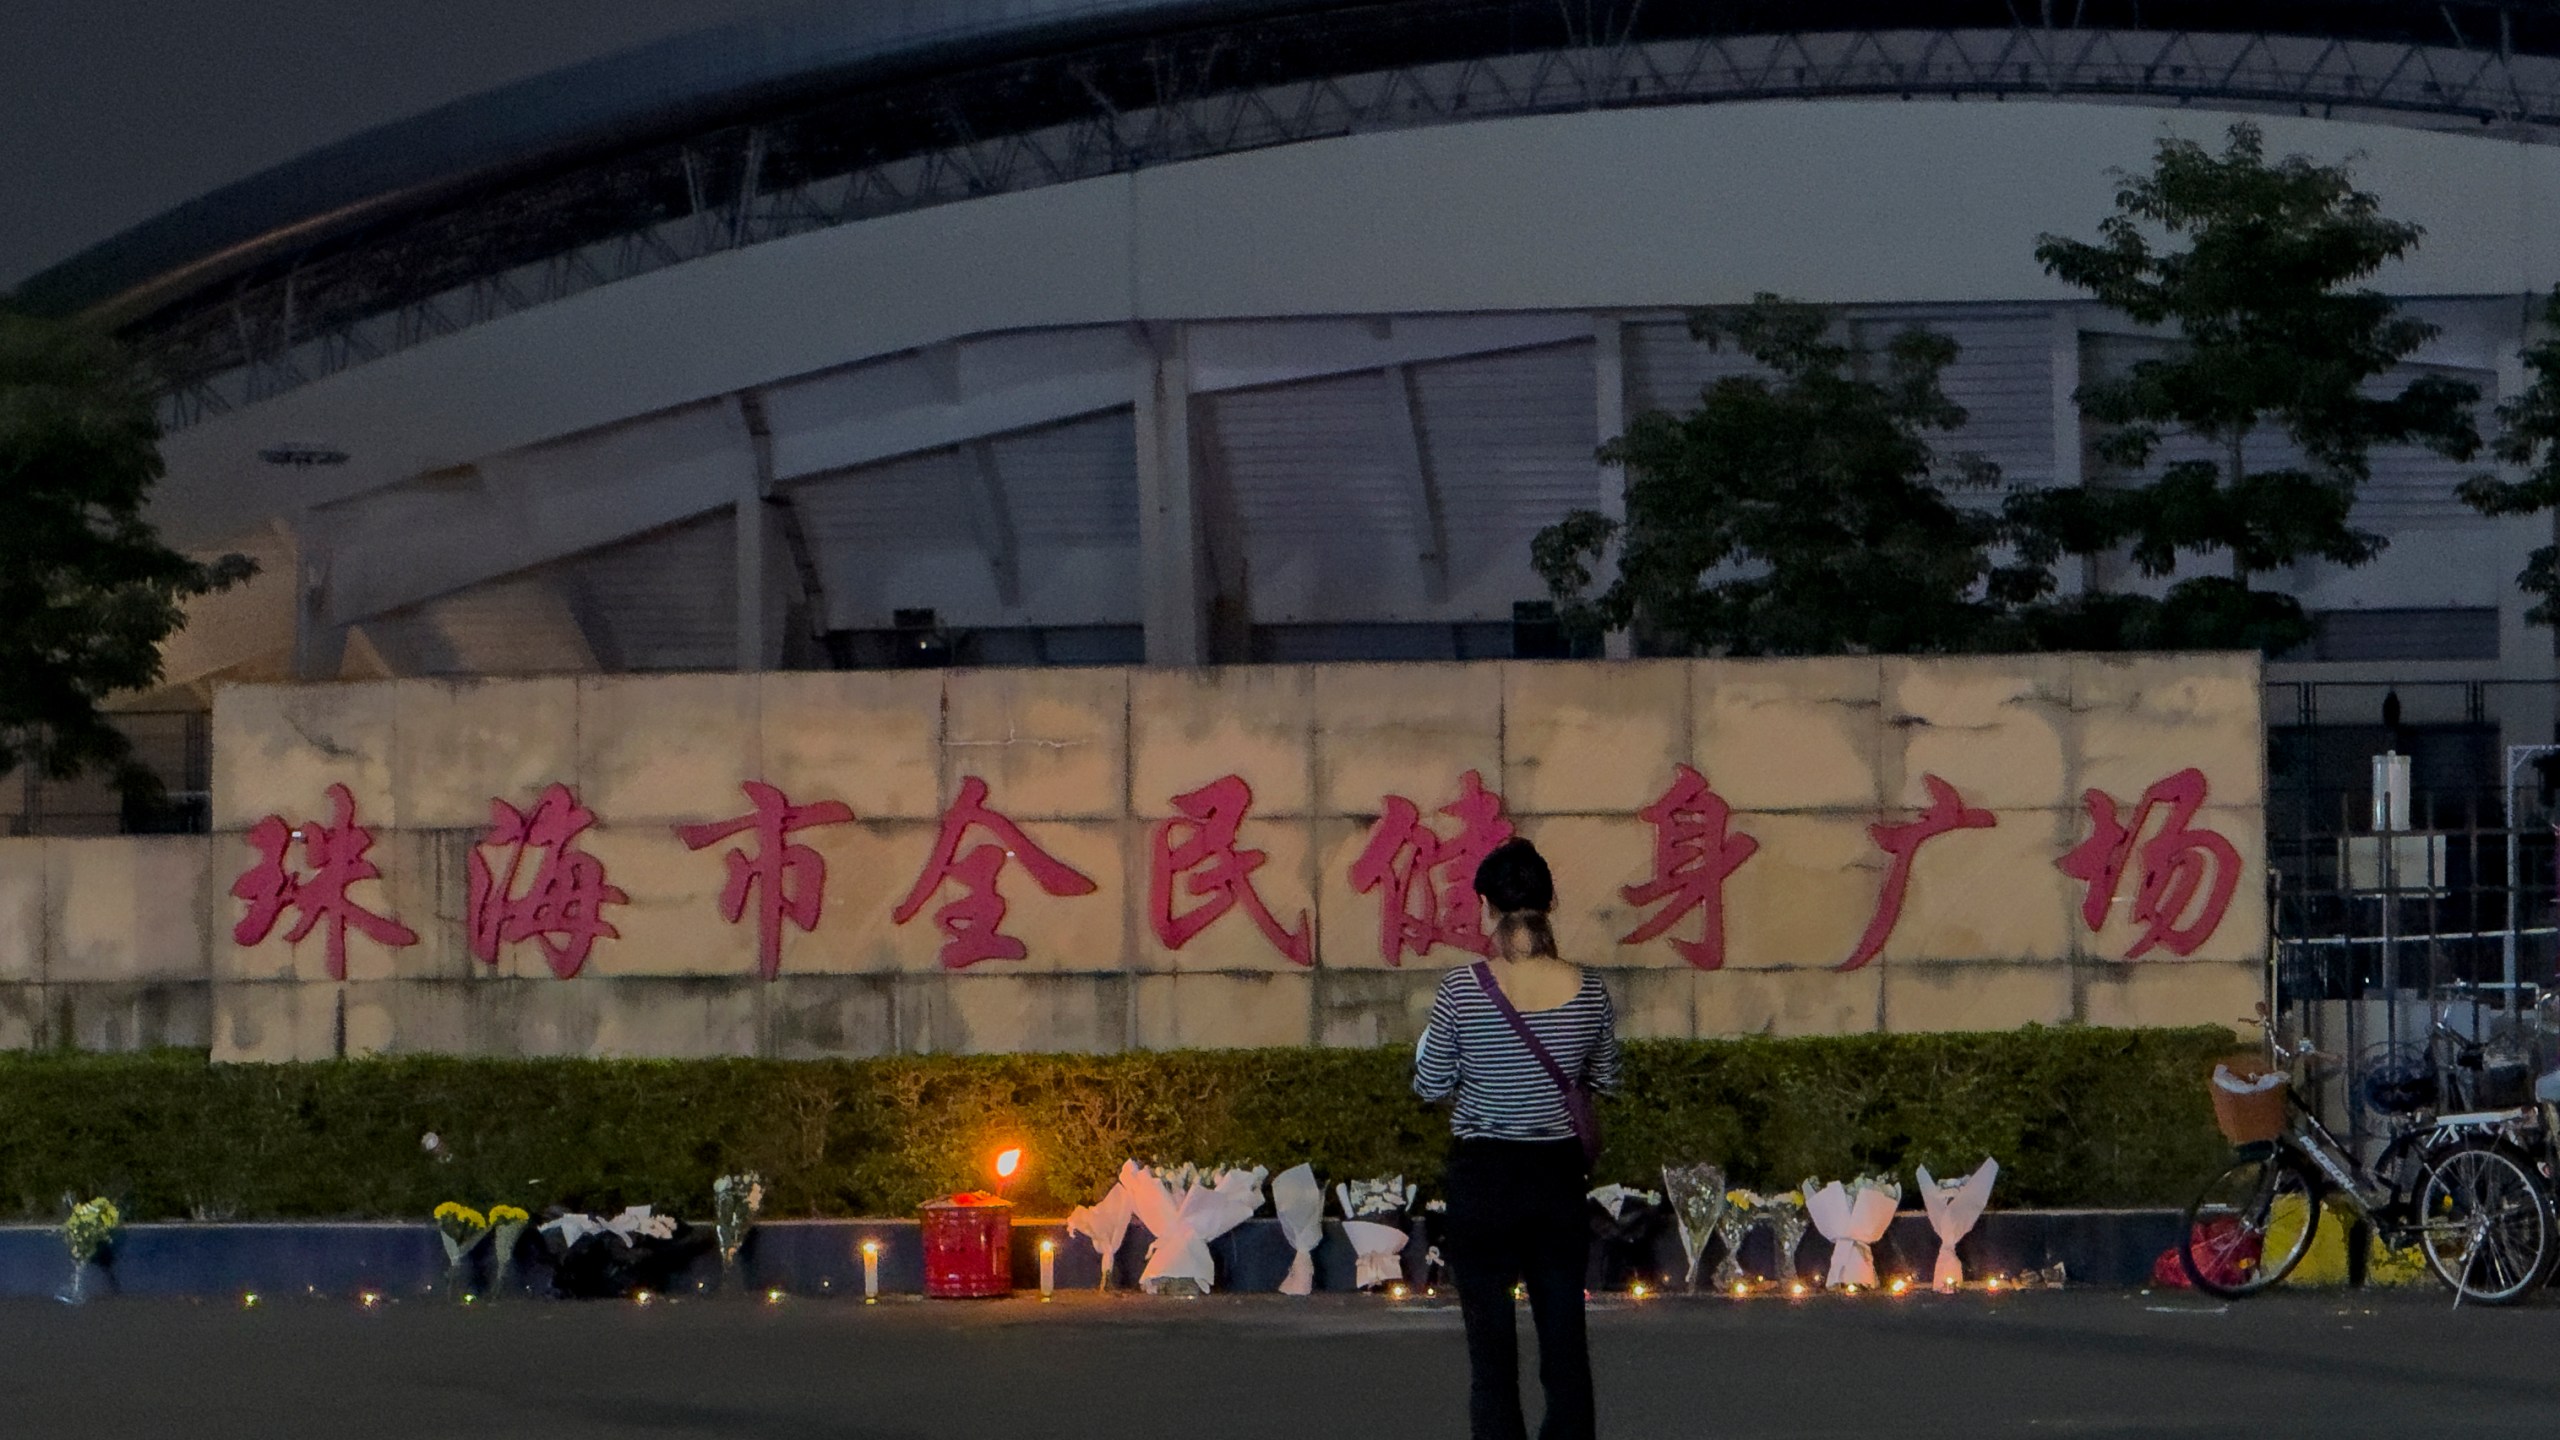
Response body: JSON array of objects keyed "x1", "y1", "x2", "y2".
[
  {"x1": 2461, "y1": 1058, "x2": 2535, "y2": 1111},
  {"x1": 2211, "y1": 1064, "x2": 2289, "y2": 1144}
]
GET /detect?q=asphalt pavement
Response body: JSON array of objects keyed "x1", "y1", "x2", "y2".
[{"x1": 2, "y1": 1286, "x2": 2554, "y2": 1438}]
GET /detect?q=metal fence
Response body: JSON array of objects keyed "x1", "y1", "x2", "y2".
[{"x1": 2273, "y1": 771, "x2": 2560, "y2": 1153}]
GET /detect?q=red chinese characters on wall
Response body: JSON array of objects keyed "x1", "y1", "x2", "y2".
[
  {"x1": 230, "y1": 782, "x2": 418, "y2": 981},
  {"x1": 2058, "y1": 766, "x2": 2241, "y2": 958},
  {"x1": 1149, "y1": 775, "x2": 1313, "y2": 966},
  {"x1": 676, "y1": 781, "x2": 857, "y2": 979},
  {"x1": 1838, "y1": 774, "x2": 1996, "y2": 972},
  {"x1": 894, "y1": 776, "x2": 1098, "y2": 969},
  {"x1": 1620, "y1": 765, "x2": 1759, "y2": 971},
  {"x1": 1349, "y1": 769, "x2": 1515, "y2": 966},
  {"x1": 467, "y1": 783, "x2": 628, "y2": 979}
]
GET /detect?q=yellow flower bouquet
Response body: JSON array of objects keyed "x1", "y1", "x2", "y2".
[
  {"x1": 434, "y1": 1202, "x2": 491, "y2": 1300},
  {"x1": 486, "y1": 1205, "x2": 532, "y2": 1299}
]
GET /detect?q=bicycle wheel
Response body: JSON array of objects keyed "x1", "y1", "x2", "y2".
[
  {"x1": 2180, "y1": 1149, "x2": 2321, "y2": 1298},
  {"x1": 2417, "y1": 1143, "x2": 2556, "y2": 1305}
]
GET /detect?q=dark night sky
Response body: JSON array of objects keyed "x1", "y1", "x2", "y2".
[{"x1": 0, "y1": 2, "x2": 796, "y2": 292}]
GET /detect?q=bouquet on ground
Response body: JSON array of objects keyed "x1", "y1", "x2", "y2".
[
  {"x1": 1661, "y1": 1164, "x2": 1729, "y2": 1289},
  {"x1": 1270, "y1": 1164, "x2": 1326, "y2": 1296},
  {"x1": 1336, "y1": 1176, "x2": 1416, "y2": 1290},
  {"x1": 1803, "y1": 1173, "x2": 1903, "y2": 1288},
  {"x1": 1066, "y1": 1184, "x2": 1135, "y2": 1290},
  {"x1": 1916, "y1": 1160, "x2": 1999, "y2": 1291},
  {"x1": 435, "y1": 1202, "x2": 492, "y2": 1299},
  {"x1": 1115, "y1": 1160, "x2": 1269, "y2": 1296},
  {"x1": 712, "y1": 1172, "x2": 766, "y2": 1288},
  {"x1": 1714, "y1": 1188, "x2": 1807, "y2": 1288},
  {"x1": 487, "y1": 1204, "x2": 532, "y2": 1298},
  {"x1": 1712, "y1": 1187, "x2": 1764, "y2": 1290},
  {"x1": 536, "y1": 1206, "x2": 711, "y2": 1299},
  {"x1": 60, "y1": 1196, "x2": 120, "y2": 1304},
  {"x1": 1587, "y1": 1184, "x2": 1667, "y2": 1291}
]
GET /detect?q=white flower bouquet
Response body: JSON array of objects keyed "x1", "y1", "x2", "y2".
[
  {"x1": 1116, "y1": 1161, "x2": 1269, "y2": 1296},
  {"x1": 1336, "y1": 1176, "x2": 1418, "y2": 1290},
  {"x1": 1802, "y1": 1173, "x2": 1903, "y2": 1288},
  {"x1": 1917, "y1": 1159, "x2": 2000, "y2": 1291}
]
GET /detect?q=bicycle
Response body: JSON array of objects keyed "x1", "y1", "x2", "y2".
[{"x1": 2178, "y1": 1005, "x2": 2557, "y2": 1305}]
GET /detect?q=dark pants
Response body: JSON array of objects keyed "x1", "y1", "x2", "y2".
[{"x1": 1444, "y1": 1138, "x2": 1595, "y2": 1440}]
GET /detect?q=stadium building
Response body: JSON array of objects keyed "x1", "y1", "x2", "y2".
[{"x1": 14, "y1": 0, "x2": 2560, "y2": 834}]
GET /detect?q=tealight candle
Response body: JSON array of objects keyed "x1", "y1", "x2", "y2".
[
  {"x1": 1039, "y1": 1239, "x2": 1056, "y2": 1300},
  {"x1": 862, "y1": 1240, "x2": 881, "y2": 1303}
]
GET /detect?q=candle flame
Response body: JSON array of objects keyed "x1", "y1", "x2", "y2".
[{"x1": 995, "y1": 1147, "x2": 1022, "y2": 1180}]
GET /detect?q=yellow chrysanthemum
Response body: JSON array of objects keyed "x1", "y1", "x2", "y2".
[
  {"x1": 434, "y1": 1202, "x2": 487, "y2": 1231},
  {"x1": 488, "y1": 1204, "x2": 530, "y2": 1226}
]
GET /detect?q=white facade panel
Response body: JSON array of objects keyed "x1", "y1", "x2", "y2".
[
  {"x1": 1212, "y1": 369, "x2": 1427, "y2": 624},
  {"x1": 1408, "y1": 342, "x2": 1600, "y2": 605}
]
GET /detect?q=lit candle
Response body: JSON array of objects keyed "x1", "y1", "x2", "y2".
[
  {"x1": 862, "y1": 1240, "x2": 881, "y2": 1303},
  {"x1": 1039, "y1": 1239, "x2": 1055, "y2": 1300}
]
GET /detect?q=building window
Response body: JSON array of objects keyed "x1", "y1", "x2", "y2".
[{"x1": 2291, "y1": 608, "x2": 2498, "y2": 663}]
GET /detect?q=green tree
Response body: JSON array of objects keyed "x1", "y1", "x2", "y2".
[
  {"x1": 2459, "y1": 287, "x2": 2560, "y2": 624},
  {"x1": 0, "y1": 310, "x2": 252, "y2": 803},
  {"x1": 1533, "y1": 296, "x2": 2046, "y2": 656},
  {"x1": 2018, "y1": 121, "x2": 2481, "y2": 653}
]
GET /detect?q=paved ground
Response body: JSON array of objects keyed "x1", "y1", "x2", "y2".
[{"x1": 3, "y1": 1286, "x2": 2557, "y2": 1438}]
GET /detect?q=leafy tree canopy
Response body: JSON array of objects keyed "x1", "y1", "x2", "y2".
[
  {"x1": 2460, "y1": 287, "x2": 2560, "y2": 625},
  {"x1": 1533, "y1": 296, "x2": 2045, "y2": 656},
  {"x1": 0, "y1": 309, "x2": 252, "y2": 800},
  {"x1": 2015, "y1": 121, "x2": 2480, "y2": 653}
]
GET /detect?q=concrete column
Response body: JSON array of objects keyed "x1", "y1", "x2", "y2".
[
  {"x1": 1592, "y1": 314, "x2": 1632, "y2": 659},
  {"x1": 2049, "y1": 305, "x2": 2091, "y2": 595},
  {"x1": 288, "y1": 511, "x2": 341, "y2": 680},
  {"x1": 1136, "y1": 325, "x2": 1208, "y2": 666},
  {"x1": 734, "y1": 393, "x2": 773, "y2": 672}
]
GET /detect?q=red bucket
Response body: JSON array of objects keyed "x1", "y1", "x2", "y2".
[{"x1": 920, "y1": 1193, "x2": 1013, "y2": 1298}]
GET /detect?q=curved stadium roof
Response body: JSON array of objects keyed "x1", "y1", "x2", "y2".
[{"x1": 36, "y1": 0, "x2": 2560, "y2": 416}]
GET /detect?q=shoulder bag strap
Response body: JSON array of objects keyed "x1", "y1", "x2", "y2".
[{"x1": 1470, "y1": 961, "x2": 1599, "y2": 1161}]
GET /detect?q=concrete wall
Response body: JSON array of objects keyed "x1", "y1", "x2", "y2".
[{"x1": 0, "y1": 654, "x2": 2267, "y2": 1059}]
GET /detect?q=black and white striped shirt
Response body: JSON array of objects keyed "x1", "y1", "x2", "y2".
[{"x1": 1413, "y1": 965, "x2": 1623, "y2": 1141}]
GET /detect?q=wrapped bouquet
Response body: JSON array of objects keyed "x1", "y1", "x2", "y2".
[
  {"x1": 1660, "y1": 1164, "x2": 1728, "y2": 1288},
  {"x1": 434, "y1": 1201, "x2": 491, "y2": 1299},
  {"x1": 60, "y1": 1196, "x2": 120, "y2": 1304},
  {"x1": 487, "y1": 1204, "x2": 532, "y2": 1298},
  {"x1": 1065, "y1": 1185, "x2": 1135, "y2": 1289},
  {"x1": 1270, "y1": 1164, "x2": 1326, "y2": 1296},
  {"x1": 712, "y1": 1172, "x2": 766, "y2": 1288},
  {"x1": 1336, "y1": 1176, "x2": 1416, "y2": 1290},
  {"x1": 1118, "y1": 1160, "x2": 1269, "y2": 1295},
  {"x1": 1916, "y1": 1160, "x2": 1999, "y2": 1291},
  {"x1": 1803, "y1": 1174, "x2": 1902, "y2": 1288}
]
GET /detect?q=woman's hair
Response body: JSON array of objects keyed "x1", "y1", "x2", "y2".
[
  {"x1": 1494, "y1": 909, "x2": 1560, "y2": 960},
  {"x1": 1473, "y1": 837, "x2": 1554, "y2": 915},
  {"x1": 1477, "y1": 838, "x2": 1559, "y2": 960}
]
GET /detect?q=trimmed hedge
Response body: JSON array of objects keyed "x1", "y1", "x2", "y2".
[{"x1": 0, "y1": 1027, "x2": 2237, "y2": 1222}]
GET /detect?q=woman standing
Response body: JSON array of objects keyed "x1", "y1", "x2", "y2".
[{"x1": 1414, "y1": 837, "x2": 1622, "y2": 1440}]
